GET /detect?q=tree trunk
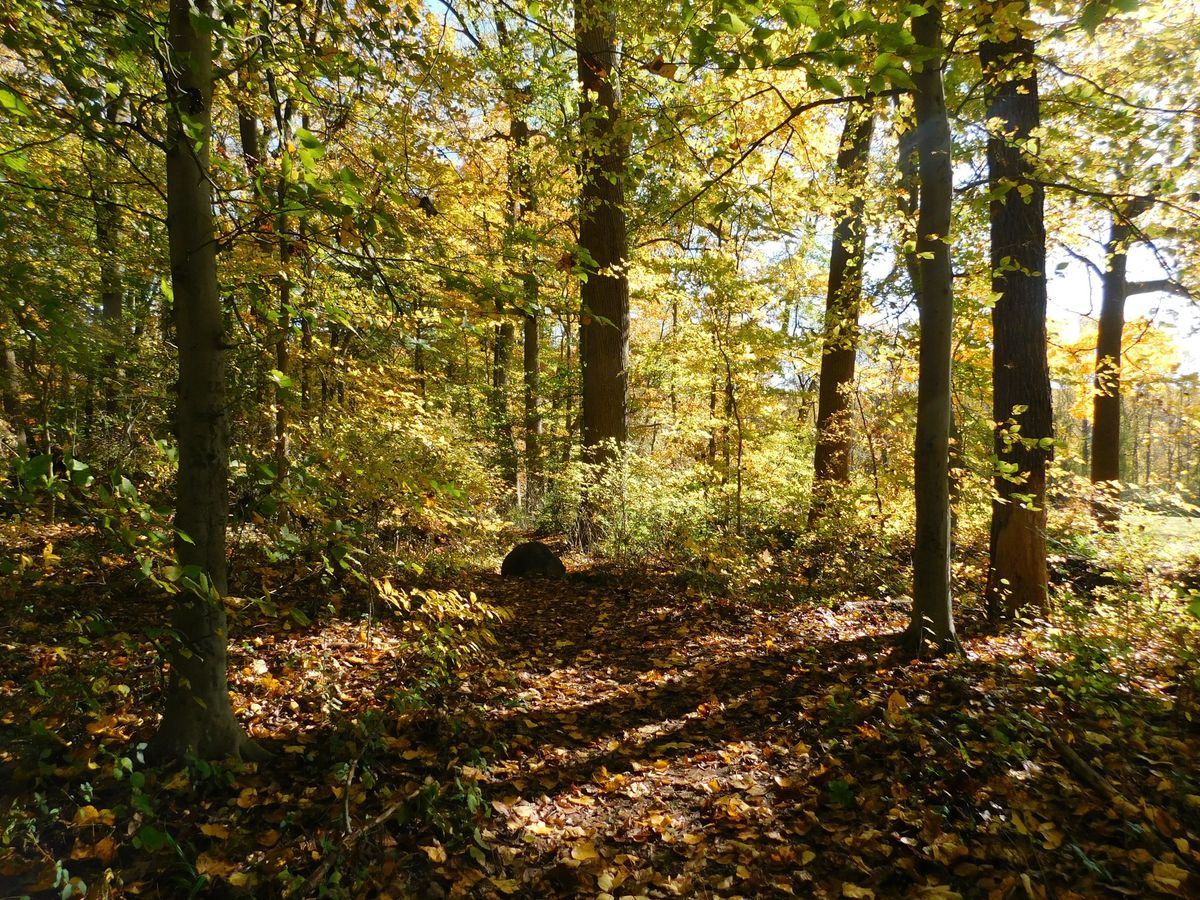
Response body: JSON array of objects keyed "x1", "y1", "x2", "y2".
[
  {"x1": 981, "y1": 1, "x2": 1052, "y2": 620},
  {"x1": 561, "y1": 317, "x2": 574, "y2": 466},
  {"x1": 149, "y1": 0, "x2": 262, "y2": 762},
  {"x1": 575, "y1": 0, "x2": 629, "y2": 465},
  {"x1": 492, "y1": 320, "x2": 518, "y2": 490},
  {"x1": 1090, "y1": 214, "x2": 1129, "y2": 523},
  {"x1": 1145, "y1": 407, "x2": 1153, "y2": 483},
  {"x1": 0, "y1": 313, "x2": 26, "y2": 453},
  {"x1": 810, "y1": 102, "x2": 874, "y2": 523},
  {"x1": 271, "y1": 80, "x2": 292, "y2": 488},
  {"x1": 903, "y1": 1, "x2": 959, "y2": 656},
  {"x1": 95, "y1": 101, "x2": 124, "y2": 418},
  {"x1": 524, "y1": 308, "x2": 542, "y2": 509},
  {"x1": 506, "y1": 107, "x2": 543, "y2": 510}
]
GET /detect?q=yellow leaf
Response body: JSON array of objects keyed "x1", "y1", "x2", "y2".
[
  {"x1": 1038, "y1": 822, "x2": 1063, "y2": 850},
  {"x1": 200, "y1": 823, "x2": 231, "y2": 840},
  {"x1": 422, "y1": 843, "x2": 447, "y2": 863},
  {"x1": 1148, "y1": 860, "x2": 1188, "y2": 891},
  {"x1": 70, "y1": 835, "x2": 117, "y2": 863},
  {"x1": 491, "y1": 878, "x2": 520, "y2": 894},
  {"x1": 1011, "y1": 809, "x2": 1030, "y2": 835},
  {"x1": 885, "y1": 691, "x2": 909, "y2": 725},
  {"x1": 196, "y1": 853, "x2": 238, "y2": 879},
  {"x1": 85, "y1": 715, "x2": 117, "y2": 735},
  {"x1": 73, "y1": 805, "x2": 116, "y2": 826},
  {"x1": 571, "y1": 841, "x2": 599, "y2": 861},
  {"x1": 843, "y1": 884, "x2": 875, "y2": 899}
]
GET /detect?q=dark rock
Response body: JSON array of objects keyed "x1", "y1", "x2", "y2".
[{"x1": 501, "y1": 541, "x2": 566, "y2": 578}]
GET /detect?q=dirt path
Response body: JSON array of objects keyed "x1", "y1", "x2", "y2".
[{"x1": 405, "y1": 573, "x2": 1174, "y2": 899}]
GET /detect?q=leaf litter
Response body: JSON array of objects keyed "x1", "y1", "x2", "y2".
[{"x1": 1, "y1": 526, "x2": 1198, "y2": 898}]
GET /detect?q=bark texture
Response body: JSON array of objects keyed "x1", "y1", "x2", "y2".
[
  {"x1": 981, "y1": 3, "x2": 1052, "y2": 619},
  {"x1": 150, "y1": 0, "x2": 261, "y2": 762},
  {"x1": 575, "y1": 0, "x2": 629, "y2": 464},
  {"x1": 1090, "y1": 199, "x2": 1153, "y2": 522},
  {"x1": 810, "y1": 102, "x2": 874, "y2": 521},
  {"x1": 523, "y1": 307, "x2": 542, "y2": 508},
  {"x1": 0, "y1": 314, "x2": 26, "y2": 453},
  {"x1": 905, "y1": 1, "x2": 959, "y2": 655},
  {"x1": 492, "y1": 320, "x2": 518, "y2": 489},
  {"x1": 95, "y1": 99, "x2": 124, "y2": 416},
  {"x1": 509, "y1": 115, "x2": 543, "y2": 509}
]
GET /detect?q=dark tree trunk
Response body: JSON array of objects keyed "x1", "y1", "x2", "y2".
[
  {"x1": 492, "y1": 320, "x2": 518, "y2": 490},
  {"x1": 810, "y1": 102, "x2": 874, "y2": 523},
  {"x1": 149, "y1": 0, "x2": 263, "y2": 762},
  {"x1": 1090, "y1": 199, "x2": 1153, "y2": 522},
  {"x1": 561, "y1": 316, "x2": 574, "y2": 466},
  {"x1": 237, "y1": 102, "x2": 260, "y2": 174},
  {"x1": 93, "y1": 98, "x2": 124, "y2": 419},
  {"x1": 575, "y1": 0, "x2": 629, "y2": 465},
  {"x1": 524, "y1": 309, "x2": 542, "y2": 508},
  {"x1": 903, "y1": 1, "x2": 959, "y2": 656},
  {"x1": 981, "y1": 2, "x2": 1052, "y2": 620}
]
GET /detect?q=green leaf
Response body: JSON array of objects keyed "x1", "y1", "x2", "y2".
[
  {"x1": 2, "y1": 151, "x2": 29, "y2": 172},
  {"x1": 269, "y1": 369, "x2": 296, "y2": 388},
  {"x1": 134, "y1": 825, "x2": 169, "y2": 851},
  {"x1": 1079, "y1": 1, "x2": 1109, "y2": 33},
  {"x1": 295, "y1": 127, "x2": 322, "y2": 150},
  {"x1": 710, "y1": 199, "x2": 735, "y2": 218},
  {"x1": 0, "y1": 86, "x2": 31, "y2": 117}
]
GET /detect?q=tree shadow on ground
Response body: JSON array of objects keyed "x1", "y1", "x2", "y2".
[
  {"x1": 255, "y1": 568, "x2": 1186, "y2": 898},
  {"x1": 4, "y1": 554, "x2": 1190, "y2": 899}
]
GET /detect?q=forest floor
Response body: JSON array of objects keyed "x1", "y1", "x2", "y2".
[{"x1": 2, "y1": 522, "x2": 1200, "y2": 899}]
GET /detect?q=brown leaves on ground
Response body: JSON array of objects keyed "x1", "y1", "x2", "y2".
[{"x1": 1, "y1": 525, "x2": 1199, "y2": 897}]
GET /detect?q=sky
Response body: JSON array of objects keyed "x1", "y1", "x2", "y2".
[{"x1": 1049, "y1": 242, "x2": 1199, "y2": 376}]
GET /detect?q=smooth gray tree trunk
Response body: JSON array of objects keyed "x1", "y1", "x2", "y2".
[
  {"x1": 903, "y1": 0, "x2": 959, "y2": 656},
  {"x1": 149, "y1": 0, "x2": 264, "y2": 763}
]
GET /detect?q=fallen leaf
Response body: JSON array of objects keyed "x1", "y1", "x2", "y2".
[
  {"x1": 422, "y1": 843, "x2": 447, "y2": 863},
  {"x1": 571, "y1": 841, "x2": 599, "y2": 861}
]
